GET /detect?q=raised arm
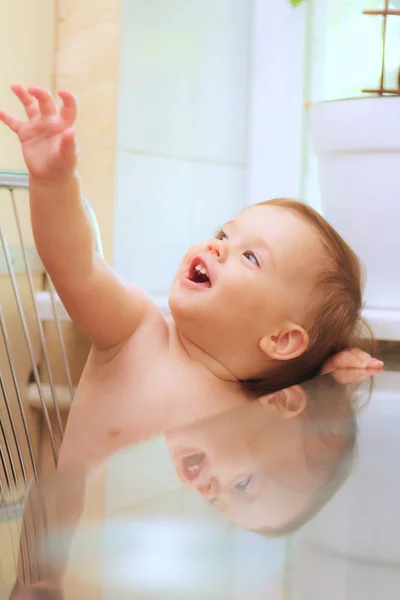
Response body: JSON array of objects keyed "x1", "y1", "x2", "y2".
[{"x1": 0, "y1": 85, "x2": 153, "y2": 350}]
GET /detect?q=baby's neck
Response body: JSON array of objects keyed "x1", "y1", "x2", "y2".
[{"x1": 166, "y1": 317, "x2": 238, "y2": 383}]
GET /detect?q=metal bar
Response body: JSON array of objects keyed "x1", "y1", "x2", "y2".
[
  {"x1": 0, "y1": 226, "x2": 58, "y2": 467},
  {"x1": 18, "y1": 483, "x2": 44, "y2": 585},
  {"x1": 361, "y1": 88, "x2": 400, "y2": 94},
  {"x1": 0, "y1": 535, "x2": 5, "y2": 587},
  {"x1": 47, "y1": 278, "x2": 74, "y2": 399},
  {"x1": 0, "y1": 172, "x2": 103, "y2": 253},
  {"x1": 0, "y1": 453, "x2": 18, "y2": 575},
  {"x1": 0, "y1": 307, "x2": 38, "y2": 483},
  {"x1": 363, "y1": 9, "x2": 400, "y2": 16},
  {"x1": 0, "y1": 171, "x2": 29, "y2": 190},
  {"x1": 0, "y1": 401, "x2": 19, "y2": 490},
  {"x1": 11, "y1": 191, "x2": 64, "y2": 438},
  {"x1": 0, "y1": 360, "x2": 29, "y2": 489},
  {"x1": 380, "y1": 0, "x2": 390, "y2": 92},
  {"x1": 0, "y1": 373, "x2": 41, "y2": 585},
  {"x1": 0, "y1": 423, "x2": 32, "y2": 583},
  {"x1": 0, "y1": 416, "x2": 16, "y2": 491}
]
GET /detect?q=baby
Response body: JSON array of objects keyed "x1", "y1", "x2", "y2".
[
  {"x1": 1, "y1": 84, "x2": 384, "y2": 599},
  {"x1": 0, "y1": 84, "x2": 382, "y2": 473}
]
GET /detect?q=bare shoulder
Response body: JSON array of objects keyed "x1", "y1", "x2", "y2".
[{"x1": 92, "y1": 292, "x2": 170, "y2": 364}]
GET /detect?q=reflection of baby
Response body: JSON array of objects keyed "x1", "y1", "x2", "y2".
[{"x1": 167, "y1": 371, "x2": 368, "y2": 534}]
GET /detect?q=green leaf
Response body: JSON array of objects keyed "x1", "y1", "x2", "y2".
[{"x1": 289, "y1": 0, "x2": 307, "y2": 6}]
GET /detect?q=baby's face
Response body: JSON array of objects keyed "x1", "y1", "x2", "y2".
[
  {"x1": 166, "y1": 398, "x2": 322, "y2": 530},
  {"x1": 169, "y1": 205, "x2": 322, "y2": 363}
]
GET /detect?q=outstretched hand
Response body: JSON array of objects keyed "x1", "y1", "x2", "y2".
[{"x1": 0, "y1": 84, "x2": 78, "y2": 182}]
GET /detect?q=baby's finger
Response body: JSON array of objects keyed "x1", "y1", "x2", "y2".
[
  {"x1": 0, "y1": 109, "x2": 22, "y2": 134},
  {"x1": 59, "y1": 128, "x2": 77, "y2": 167},
  {"x1": 331, "y1": 367, "x2": 381, "y2": 385},
  {"x1": 348, "y1": 347, "x2": 372, "y2": 365},
  {"x1": 349, "y1": 347, "x2": 384, "y2": 369},
  {"x1": 27, "y1": 86, "x2": 57, "y2": 117},
  {"x1": 320, "y1": 349, "x2": 358, "y2": 375},
  {"x1": 10, "y1": 83, "x2": 40, "y2": 119},
  {"x1": 58, "y1": 90, "x2": 77, "y2": 126},
  {"x1": 331, "y1": 368, "x2": 366, "y2": 385}
]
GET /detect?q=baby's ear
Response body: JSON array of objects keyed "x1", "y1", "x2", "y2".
[
  {"x1": 259, "y1": 323, "x2": 309, "y2": 361},
  {"x1": 259, "y1": 385, "x2": 307, "y2": 418}
]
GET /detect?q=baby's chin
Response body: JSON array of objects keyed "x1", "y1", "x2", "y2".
[
  {"x1": 167, "y1": 286, "x2": 188, "y2": 324},
  {"x1": 168, "y1": 289, "x2": 215, "y2": 345}
]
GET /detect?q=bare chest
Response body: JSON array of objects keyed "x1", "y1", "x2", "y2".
[{"x1": 58, "y1": 330, "x2": 239, "y2": 470}]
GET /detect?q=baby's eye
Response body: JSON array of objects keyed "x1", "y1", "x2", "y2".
[
  {"x1": 234, "y1": 476, "x2": 253, "y2": 492},
  {"x1": 243, "y1": 250, "x2": 259, "y2": 266},
  {"x1": 215, "y1": 229, "x2": 228, "y2": 241}
]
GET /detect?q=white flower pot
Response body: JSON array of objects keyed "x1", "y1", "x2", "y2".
[{"x1": 309, "y1": 97, "x2": 400, "y2": 310}]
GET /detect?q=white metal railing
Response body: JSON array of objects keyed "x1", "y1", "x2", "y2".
[{"x1": 0, "y1": 170, "x2": 103, "y2": 495}]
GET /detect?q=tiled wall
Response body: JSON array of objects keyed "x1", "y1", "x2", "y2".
[
  {"x1": 247, "y1": 0, "x2": 308, "y2": 205},
  {"x1": 56, "y1": 0, "x2": 121, "y2": 262},
  {"x1": 0, "y1": 0, "x2": 55, "y2": 172},
  {"x1": 114, "y1": 0, "x2": 252, "y2": 295}
]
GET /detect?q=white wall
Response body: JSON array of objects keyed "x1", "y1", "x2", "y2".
[
  {"x1": 246, "y1": 0, "x2": 308, "y2": 205},
  {"x1": 114, "y1": 0, "x2": 251, "y2": 295}
]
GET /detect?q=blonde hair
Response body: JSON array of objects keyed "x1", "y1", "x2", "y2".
[{"x1": 241, "y1": 199, "x2": 375, "y2": 395}]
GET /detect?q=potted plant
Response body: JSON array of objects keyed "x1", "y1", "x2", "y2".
[{"x1": 304, "y1": 2, "x2": 400, "y2": 313}]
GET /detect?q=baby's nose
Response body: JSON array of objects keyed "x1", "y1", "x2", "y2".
[
  {"x1": 206, "y1": 240, "x2": 224, "y2": 259},
  {"x1": 196, "y1": 476, "x2": 219, "y2": 499}
]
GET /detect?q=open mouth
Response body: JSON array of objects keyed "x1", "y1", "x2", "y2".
[
  {"x1": 181, "y1": 452, "x2": 206, "y2": 482},
  {"x1": 185, "y1": 257, "x2": 212, "y2": 288}
]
